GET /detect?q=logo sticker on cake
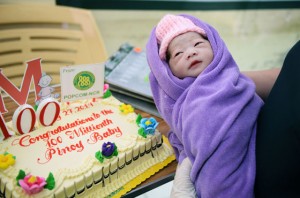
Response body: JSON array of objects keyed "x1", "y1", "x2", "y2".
[
  {"x1": 60, "y1": 64, "x2": 104, "y2": 102},
  {"x1": 73, "y1": 71, "x2": 95, "y2": 91}
]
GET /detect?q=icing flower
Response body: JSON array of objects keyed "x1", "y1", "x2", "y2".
[
  {"x1": 16, "y1": 170, "x2": 55, "y2": 195},
  {"x1": 0, "y1": 152, "x2": 16, "y2": 169},
  {"x1": 138, "y1": 117, "x2": 158, "y2": 138},
  {"x1": 102, "y1": 142, "x2": 116, "y2": 157},
  {"x1": 103, "y1": 83, "x2": 109, "y2": 93},
  {"x1": 102, "y1": 84, "x2": 112, "y2": 98},
  {"x1": 19, "y1": 174, "x2": 47, "y2": 195},
  {"x1": 95, "y1": 142, "x2": 118, "y2": 163},
  {"x1": 119, "y1": 103, "x2": 134, "y2": 114}
]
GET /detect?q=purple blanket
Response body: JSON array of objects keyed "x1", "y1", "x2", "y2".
[{"x1": 146, "y1": 14, "x2": 263, "y2": 197}]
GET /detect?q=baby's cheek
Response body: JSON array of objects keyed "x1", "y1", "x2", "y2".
[{"x1": 174, "y1": 67, "x2": 186, "y2": 79}]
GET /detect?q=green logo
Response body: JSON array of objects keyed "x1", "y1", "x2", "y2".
[{"x1": 73, "y1": 71, "x2": 95, "y2": 90}]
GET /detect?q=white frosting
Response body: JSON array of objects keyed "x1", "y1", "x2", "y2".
[{"x1": 0, "y1": 96, "x2": 173, "y2": 198}]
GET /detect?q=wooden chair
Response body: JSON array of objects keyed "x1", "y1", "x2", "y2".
[{"x1": 0, "y1": 4, "x2": 108, "y2": 87}]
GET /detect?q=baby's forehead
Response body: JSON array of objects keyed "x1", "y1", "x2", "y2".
[{"x1": 168, "y1": 32, "x2": 205, "y2": 49}]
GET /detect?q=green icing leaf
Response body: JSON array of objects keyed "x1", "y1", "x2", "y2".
[
  {"x1": 112, "y1": 144, "x2": 118, "y2": 157},
  {"x1": 4, "y1": 152, "x2": 16, "y2": 159},
  {"x1": 138, "y1": 128, "x2": 147, "y2": 138},
  {"x1": 136, "y1": 114, "x2": 142, "y2": 126},
  {"x1": 45, "y1": 172, "x2": 55, "y2": 190},
  {"x1": 95, "y1": 150, "x2": 104, "y2": 163},
  {"x1": 16, "y1": 169, "x2": 26, "y2": 186},
  {"x1": 103, "y1": 89, "x2": 112, "y2": 99},
  {"x1": 33, "y1": 104, "x2": 38, "y2": 111}
]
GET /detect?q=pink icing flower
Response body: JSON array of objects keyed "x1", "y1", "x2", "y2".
[
  {"x1": 19, "y1": 174, "x2": 47, "y2": 195},
  {"x1": 103, "y1": 84, "x2": 109, "y2": 93}
]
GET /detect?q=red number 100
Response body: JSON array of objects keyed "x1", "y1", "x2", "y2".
[{"x1": 12, "y1": 98, "x2": 60, "y2": 135}]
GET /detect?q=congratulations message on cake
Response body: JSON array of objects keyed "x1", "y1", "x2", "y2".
[{"x1": 11, "y1": 99, "x2": 124, "y2": 164}]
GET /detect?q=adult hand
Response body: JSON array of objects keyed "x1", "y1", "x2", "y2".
[{"x1": 171, "y1": 157, "x2": 196, "y2": 198}]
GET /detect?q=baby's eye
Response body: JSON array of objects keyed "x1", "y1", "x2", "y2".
[
  {"x1": 194, "y1": 42, "x2": 202, "y2": 47},
  {"x1": 174, "y1": 52, "x2": 182, "y2": 57}
]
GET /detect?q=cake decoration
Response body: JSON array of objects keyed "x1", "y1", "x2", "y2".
[
  {"x1": 138, "y1": 117, "x2": 159, "y2": 138},
  {"x1": 12, "y1": 104, "x2": 36, "y2": 135},
  {"x1": 136, "y1": 114, "x2": 143, "y2": 125},
  {"x1": 35, "y1": 97, "x2": 60, "y2": 127},
  {"x1": 0, "y1": 59, "x2": 44, "y2": 140},
  {"x1": 73, "y1": 71, "x2": 95, "y2": 91},
  {"x1": 102, "y1": 83, "x2": 112, "y2": 98},
  {"x1": 11, "y1": 97, "x2": 60, "y2": 135},
  {"x1": 60, "y1": 63, "x2": 104, "y2": 102},
  {"x1": 119, "y1": 103, "x2": 134, "y2": 114},
  {"x1": 95, "y1": 142, "x2": 118, "y2": 163},
  {"x1": 0, "y1": 152, "x2": 15, "y2": 169},
  {"x1": 0, "y1": 58, "x2": 60, "y2": 140},
  {"x1": 35, "y1": 72, "x2": 60, "y2": 107},
  {"x1": 16, "y1": 170, "x2": 55, "y2": 195}
]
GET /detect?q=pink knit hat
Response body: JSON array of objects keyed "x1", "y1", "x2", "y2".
[{"x1": 156, "y1": 14, "x2": 206, "y2": 60}]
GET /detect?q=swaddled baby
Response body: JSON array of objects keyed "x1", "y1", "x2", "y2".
[{"x1": 146, "y1": 14, "x2": 264, "y2": 197}]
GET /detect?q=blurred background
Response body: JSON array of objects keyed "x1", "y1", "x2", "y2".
[{"x1": 1, "y1": 0, "x2": 299, "y2": 71}]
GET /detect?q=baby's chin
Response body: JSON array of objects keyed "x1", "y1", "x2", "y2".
[{"x1": 188, "y1": 69, "x2": 204, "y2": 78}]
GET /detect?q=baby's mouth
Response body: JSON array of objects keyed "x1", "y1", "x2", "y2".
[{"x1": 189, "y1": 60, "x2": 201, "y2": 68}]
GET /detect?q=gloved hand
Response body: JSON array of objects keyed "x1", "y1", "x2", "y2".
[{"x1": 170, "y1": 157, "x2": 196, "y2": 198}]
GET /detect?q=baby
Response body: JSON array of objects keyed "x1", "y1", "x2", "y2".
[
  {"x1": 157, "y1": 17, "x2": 213, "y2": 79},
  {"x1": 146, "y1": 14, "x2": 264, "y2": 197}
]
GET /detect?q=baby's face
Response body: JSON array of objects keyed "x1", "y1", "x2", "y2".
[{"x1": 167, "y1": 32, "x2": 213, "y2": 79}]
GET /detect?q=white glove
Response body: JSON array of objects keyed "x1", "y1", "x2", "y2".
[{"x1": 170, "y1": 157, "x2": 196, "y2": 198}]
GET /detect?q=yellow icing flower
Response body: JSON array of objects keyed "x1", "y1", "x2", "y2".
[
  {"x1": 0, "y1": 153, "x2": 16, "y2": 169},
  {"x1": 119, "y1": 104, "x2": 134, "y2": 114}
]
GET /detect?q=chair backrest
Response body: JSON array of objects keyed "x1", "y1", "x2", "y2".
[{"x1": 0, "y1": 4, "x2": 107, "y2": 87}]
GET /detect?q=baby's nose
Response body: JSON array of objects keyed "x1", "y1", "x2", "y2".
[{"x1": 186, "y1": 50, "x2": 197, "y2": 59}]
